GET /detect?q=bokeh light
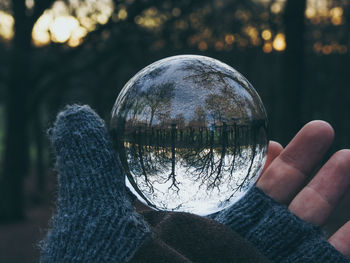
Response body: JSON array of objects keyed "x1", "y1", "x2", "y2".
[
  {"x1": 263, "y1": 42, "x2": 273, "y2": 53},
  {"x1": 50, "y1": 16, "x2": 79, "y2": 43},
  {"x1": 261, "y1": 29, "x2": 272, "y2": 41},
  {"x1": 225, "y1": 34, "x2": 235, "y2": 45},
  {"x1": 0, "y1": 10, "x2": 14, "y2": 41},
  {"x1": 270, "y1": 2, "x2": 283, "y2": 14},
  {"x1": 0, "y1": 0, "x2": 347, "y2": 54},
  {"x1": 272, "y1": 33, "x2": 286, "y2": 52},
  {"x1": 3, "y1": 0, "x2": 113, "y2": 47}
]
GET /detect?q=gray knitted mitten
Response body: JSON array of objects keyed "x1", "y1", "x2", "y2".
[
  {"x1": 212, "y1": 186, "x2": 350, "y2": 263},
  {"x1": 40, "y1": 105, "x2": 150, "y2": 263}
]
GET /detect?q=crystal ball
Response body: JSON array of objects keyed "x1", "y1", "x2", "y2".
[{"x1": 110, "y1": 55, "x2": 268, "y2": 216}]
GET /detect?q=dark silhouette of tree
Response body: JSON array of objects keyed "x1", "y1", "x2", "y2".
[
  {"x1": 1, "y1": 0, "x2": 349, "y2": 222},
  {"x1": 179, "y1": 121, "x2": 266, "y2": 194},
  {"x1": 1, "y1": 0, "x2": 270, "y2": 221},
  {"x1": 1, "y1": 0, "x2": 204, "y2": 221},
  {"x1": 165, "y1": 123, "x2": 180, "y2": 191},
  {"x1": 142, "y1": 83, "x2": 175, "y2": 127},
  {"x1": 0, "y1": 0, "x2": 56, "y2": 222},
  {"x1": 277, "y1": 0, "x2": 307, "y2": 144},
  {"x1": 182, "y1": 59, "x2": 266, "y2": 122}
]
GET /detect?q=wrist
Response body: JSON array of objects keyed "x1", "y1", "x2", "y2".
[{"x1": 212, "y1": 186, "x2": 350, "y2": 263}]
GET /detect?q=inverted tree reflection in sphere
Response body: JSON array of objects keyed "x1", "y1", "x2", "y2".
[{"x1": 111, "y1": 55, "x2": 268, "y2": 216}]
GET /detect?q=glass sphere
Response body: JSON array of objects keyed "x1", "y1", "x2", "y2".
[{"x1": 110, "y1": 55, "x2": 268, "y2": 216}]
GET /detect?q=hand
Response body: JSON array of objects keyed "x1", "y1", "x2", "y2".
[
  {"x1": 40, "y1": 105, "x2": 270, "y2": 263},
  {"x1": 40, "y1": 105, "x2": 151, "y2": 263},
  {"x1": 258, "y1": 121, "x2": 350, "y2": 257},
  {"x1": 41, "y1": 105, "x2": 350, "y2": 263}
]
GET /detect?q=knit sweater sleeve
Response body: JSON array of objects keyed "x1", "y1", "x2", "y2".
[{"x1": 210, "y1": 186, "x2": 350, "y2": 263}]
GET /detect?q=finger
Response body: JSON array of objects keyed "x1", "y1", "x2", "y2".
[
  {"x1": 259, "y1": 141, "x2": 283, "y2": 177},
  {"x1": 288, "y1": 149, "x2": 350, "y2": 226},
  {"x1": 329, "y1": 220, "x2": 350, "y2": 258},
  {"x1": 257, "y1": 120, "x2": 334, "y2": 204}
]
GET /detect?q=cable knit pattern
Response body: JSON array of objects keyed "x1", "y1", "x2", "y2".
[
  {"x1": 40, "y1": 105, "x2": 150, "y2": 263},
  {"x1": 211, "y1": 186, "x2": 350, "y2": 263}
]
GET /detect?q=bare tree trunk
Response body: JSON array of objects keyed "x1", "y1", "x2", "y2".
[
  {"x1": 0, "y1": 0, "x2": 31, "y2": 221},
  {"x1": 0, "y1": 0, "x2": 55, "y2": 222},
  {"x1": 276, "y1": 0, "x2": 306, "y2": 144},
  {"x1": 33, "y1": 105, "x2": 46, "y2": 200}
]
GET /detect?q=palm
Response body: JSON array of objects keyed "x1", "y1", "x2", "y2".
[{"x1": 258, "y1": 121, "x2": 350, "y2": 257}]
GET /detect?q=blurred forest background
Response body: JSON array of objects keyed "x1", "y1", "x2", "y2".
[{"x1": 0, "y1": 0, "x2": 349, "y2": 262}]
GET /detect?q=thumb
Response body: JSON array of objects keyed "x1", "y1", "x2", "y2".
[
  {"x1": 48, "y1": 104, "x2": 126, "y2": 200},
  {"x1": 40, "y1": 105, "x2": 151, "y2": 262}
]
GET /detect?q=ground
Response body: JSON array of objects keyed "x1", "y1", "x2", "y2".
[{"x1": 0, "y1": 204, "x2": 51, "y2": 263}]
